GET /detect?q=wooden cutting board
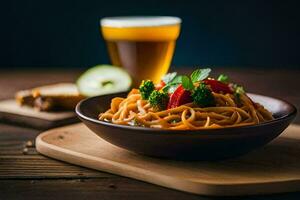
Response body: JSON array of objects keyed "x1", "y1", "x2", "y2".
[
  {"x1": 0, "y1": 99, "x2": 78, "y2": 129},
  {"x1": 36, "y1": 123, "x2": 300, "y2": 196}
]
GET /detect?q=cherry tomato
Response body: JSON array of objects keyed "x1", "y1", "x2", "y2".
[
  {"x1": 167, "y1": 84, "x2": 192, "y2": 109},
  {"x1": 203, "y1": 79, "x2": 233, "y2": 94}
]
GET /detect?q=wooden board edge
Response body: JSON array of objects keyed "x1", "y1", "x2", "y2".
[
  {"x1": 0, "y1": 99, "x2": 79, "y2": 129},
  {"x1": 0, "y1": 110, "x2": 79, "y2": 130},
  {"x1": 35, "y1": 126, "x2": 300, "y2": 196}
]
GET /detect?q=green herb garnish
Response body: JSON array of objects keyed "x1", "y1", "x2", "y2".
[
  {"x1": 181, "y1": 75, "x2": 194, "y2": 90},
  {"x1": 190, "y1": 68, "x2": 211, "y2": 83},
  {"x1": 217, "y1": 74, "x2": 229, "y2": 83},
  {"x1": 169, "y1": 75, "x2": 182, "y2": 84},
  {"x1": 162, "y1": 72, "x2": 177, "y2": 84},
  {"x1": 162, "y1": 75, "x2": 182, "y2": 93},
  {"x1": 162, "y1": 68, "x2": 212, "y2": 93},
  {"x1": 231, "y1": 83, "x2": 246, "y2": 103},
  {"x1": 232, "y1": 84, "x2": 245, "y2": 95},
  {"x1": 235, "y1": 86, "x2": 245, "y2": 95}
]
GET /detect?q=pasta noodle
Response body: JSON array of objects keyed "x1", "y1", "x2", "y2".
[{"x1": 99, "y1": 89, "x2": 274, "y2": 130}]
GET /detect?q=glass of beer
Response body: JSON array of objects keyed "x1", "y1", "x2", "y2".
[{"x1": 100, "y1": 16, "x2": 181, "y2": 87}]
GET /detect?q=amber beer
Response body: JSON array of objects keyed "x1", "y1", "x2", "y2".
[{"x1": 101, "y1": 17, "x2": 181, "y2": 86}]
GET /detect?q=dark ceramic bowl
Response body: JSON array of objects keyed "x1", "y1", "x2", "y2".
[{"x1": 76, "y1": 92, "x2": 297, "y2": 160}]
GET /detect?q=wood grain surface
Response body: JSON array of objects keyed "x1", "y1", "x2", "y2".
[
  {"x1": 1, "y1": 68, "x2": 300, "y2": 200},
  {"x1": 35, "y1": 123, "x2": 300, "y2": 196}
]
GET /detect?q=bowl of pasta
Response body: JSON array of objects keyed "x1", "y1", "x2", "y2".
[{"x1": 76, "y1": 69, "x2": 297, "y2": 160}]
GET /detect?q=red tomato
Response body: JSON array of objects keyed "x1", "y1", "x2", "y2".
[
  {"x1": 167, "y1": 85, "x2": 192, "y2": 109},
  {"x1": 203, "y1": 79, "x2": 233, "y2": 94},
  {"x1": 155, "y1": 80, "x2": 166, "y2": 90}
]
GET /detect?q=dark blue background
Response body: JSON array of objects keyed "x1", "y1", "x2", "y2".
[{"x1": 2, "y1": 0, "x2": 300, "y2": 68}]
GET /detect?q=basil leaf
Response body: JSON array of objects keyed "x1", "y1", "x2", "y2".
[
  {"x1": 162, "y1": 72, "x2": 177, "y2": 84},
  {"x1": 162, "y1": 82, "x2": 180, "y2": 93},
  {"x1": 169, "y1": 75, "x2": 182, "y2": 84},
  {"x1": 162, "y1": 85, "x2": 171, "y2": 93},
  {"x1": 190, "y1": 68, "x2": 211, "y2": 83},
  {"x1": 162, "y1": 75, "x2": 182, "y2": 93},
  {"x1": 181, "y1": 76, "x2": 194, "y2": 90}
]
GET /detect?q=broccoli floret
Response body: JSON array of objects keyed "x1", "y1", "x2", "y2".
[
  {"x1": 149, "y1": 90, "x2": 169, "y2": 111},
  {"x1": 192, "y1": 83, "x2": 215, "y2": 107},
  {"x1": 139, "y1": 80, "x2": 155, "y2": 100}
]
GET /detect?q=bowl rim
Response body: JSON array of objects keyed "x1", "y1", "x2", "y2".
[{"x1": 76, "y1": 92, "x2": 297, "y2": 134}]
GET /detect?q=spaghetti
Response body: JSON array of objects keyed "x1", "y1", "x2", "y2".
[{"x1": 99, "y1": 69, "x2": 274, "y2": 130}]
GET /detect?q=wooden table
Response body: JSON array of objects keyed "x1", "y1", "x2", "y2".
[{"x1": 1, "y1": 68, "x2": 300, "y2": 200}]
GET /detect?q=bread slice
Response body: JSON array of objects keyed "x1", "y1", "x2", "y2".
[
  {"x1": 16, "y1": 83, "x2": 85, "y2": 111},
  {"x1": 15, "y1": 89, "x2": 35, "y2": 107}
]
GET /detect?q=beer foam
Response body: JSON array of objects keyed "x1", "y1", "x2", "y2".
[{"x1": 101, "y1": 16, "x2": 181, "y2": 27}]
